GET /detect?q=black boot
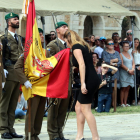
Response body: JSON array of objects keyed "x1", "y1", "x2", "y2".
[
  {"x1": 1, "y1": 132, "x2": 13, "y2": 139},
  {"x1": 61, "y1": 137, "x2": 69, "y2": 140},
  {"x1": 9, "y1": 132, "x2": 23, "y2": 138}
]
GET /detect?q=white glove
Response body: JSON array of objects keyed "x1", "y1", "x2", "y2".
[
  {"x1": 4, "y1": 69, "x2": 8, "y2": 78},
  {"x1": 2, "y1": 82, "x2": 5, "y2": 88},
  {"x1": 24, "y1": 80, "x2": 32, "y2": 89}
]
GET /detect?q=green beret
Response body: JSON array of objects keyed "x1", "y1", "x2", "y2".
[
  {"x1": 5, "y1": 12, "x2": 19, "y2": 20},
  {"x1": 55, "y1": 21, "x2": 68, "y2": 29},
  {"x1": 38, "y1": 28, "x2": 43, "y2": 33}
]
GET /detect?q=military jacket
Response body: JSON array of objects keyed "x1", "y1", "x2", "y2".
[
  {"x1": 0, "y1": 32, "x2": 23, "y2": 81},
  {"x1": 14, "y1": 54, "x2": 27, "y2": 85},
  {"x1": 47, "y1": 38, "x2": 66, "y2": 56}
]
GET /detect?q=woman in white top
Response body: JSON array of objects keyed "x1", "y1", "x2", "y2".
[{"x1": 132, "y1": 38, "x2": 140, "y2": 105}]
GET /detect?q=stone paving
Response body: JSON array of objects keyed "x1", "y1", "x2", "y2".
[{"x1": 1, "y1": 114, "x2": 140, "y2": 140}]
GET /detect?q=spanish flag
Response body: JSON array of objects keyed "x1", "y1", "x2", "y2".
[{"x1": 22, "y1": 0, "x2": 70, "y2": 100}]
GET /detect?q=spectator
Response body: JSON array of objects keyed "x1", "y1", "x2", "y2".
[
  {"x1": 97, "y1": 63, "x2": 118, "y2": 113},
  {"x1": 92, "y1": 52, "x2": 101, "y2": 74},
  {"x1": 94, "y1": 36, "x2": 104, "y2": 58},
  {"x1": 50, "y1": 31, "x2": 56, "y2": 40},
  {"x1": 15, "y1": 92, "x2": 27, "y2": 119},
  {"x1": 112, "y1": 32, "x2": 122, "y2": 53},
  {"x1": 91, "y1": 36, "x2": 100, "y2": 52},
  {"x1": 132, "y1": 38, "x2": 140, "y2": 105},
  {"x1": 120, "y1": 30, "x2": 133, "y2": 54},
  {"x1": 89, "y1": 35, "x2": 95, "y2": 49},
  {"x1": 102, "y1": 39, "x2": 122, "y2": 106},
  {"x1": 100, "y1": 36, "x2": 106, "y2": 49},
  {"x1": 120, "y1": 41, "x2": 135, "y2": 107}
]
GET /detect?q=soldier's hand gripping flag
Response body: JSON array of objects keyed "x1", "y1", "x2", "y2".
[{"x1": 22, "y1": 0, "x2": 70, "y2": 100}]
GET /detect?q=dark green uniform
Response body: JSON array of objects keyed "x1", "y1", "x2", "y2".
[
  {"x1": 0, "y1": 33, "x2": 23, "y2": 134},
  {"x1": 47, "y1": 38, "x2": 72, "y2": 140},
  {"x1": 14, "y1": 54, "x2": 46, "y2": 140}
]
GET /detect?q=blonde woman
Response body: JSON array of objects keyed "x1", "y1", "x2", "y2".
[{"x1": 64, "y1": 30, "x2": 100, "y2": 140}]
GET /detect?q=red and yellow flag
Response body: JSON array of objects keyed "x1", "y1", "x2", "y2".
[{"x1": 22, "y1": 0, "x2": 70, "y2": 100}]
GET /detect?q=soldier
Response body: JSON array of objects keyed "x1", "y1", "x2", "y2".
[
  {"x1": 14, "y1": 54, "x2": 47, "y2": 140},
  {"x1": 38, "y1": 28, "x2": 50, "y2": 57},
  {"x1": 0, "y1": 13, "x2": 23, "y2": 139},
  {"x1": 47, "y1": 21, "x2": 71, "y2": 140},
  {"x1": 14, "y1": 28, "x2": 50, "y2": 140}
]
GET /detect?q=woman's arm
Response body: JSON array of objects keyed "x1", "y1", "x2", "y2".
[
  {"x1": 73, "y1": 49, "x2": 87, "y2": 94},
  {"x1": 132, "y1": 56, "x2": 135, "y2": 70},
  {"x1": 120, "y1": 53, "x2": 129, "y2": 71}
]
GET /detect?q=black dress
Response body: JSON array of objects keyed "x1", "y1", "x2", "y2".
[{"x1": 72, "y1": 44, "x2": 100, "y2": 104}]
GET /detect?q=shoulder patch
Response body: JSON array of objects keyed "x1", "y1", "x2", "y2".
[
  {"x1": 47, "y1": 48, "x2": 50, "y2": 51},
  {"x1": 19, "y1": 53, "x2": 24, "y2": 58}
]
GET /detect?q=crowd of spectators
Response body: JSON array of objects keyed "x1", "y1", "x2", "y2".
[{"x1": 79, "y1": 29, "x2": 140, "y2": 112}]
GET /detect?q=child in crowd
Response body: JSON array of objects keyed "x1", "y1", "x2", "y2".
[
  {"x1": 15, "y1": 91, "x2": 27, "y2": 119},
  {"x1": 97, "y1": 63, "x2": 118, "y2": 113}
]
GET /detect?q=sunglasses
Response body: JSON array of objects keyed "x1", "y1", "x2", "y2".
[
  {"x1": 113, "y1": 34, "x2": 119, "y2": 37},
  {"x1": 51, "y1": 34, "x2": 55, "y2": 36},
  {"x1": 127, "y1": 32, "x2": 132, "y2": 36},
  {"x1": 107, "y1": 43, "x2": 114, "y2": 45},
  {"x1": 95, "y1": 39, "x2": 100, "y2": 42}
]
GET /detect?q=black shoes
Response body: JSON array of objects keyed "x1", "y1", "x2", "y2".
[
  {"x1": 1, "y1": 132, "x2": 12, "y2": 139},
  {"x1": 61, "y1": 137, "x2": 69, "y2": 140},
  {"x1": 81, "y1": 138, "x2": 85, "y2": 140},
  {"x1": 52, "y1": 138, "x2": 61, "y2": 140},
  {"x1": 9, "y1": 132, "x2": 23, "y2": 138}
]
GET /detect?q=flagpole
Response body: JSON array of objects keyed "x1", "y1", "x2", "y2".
[
  {"x1": 28, "y1": 2, "x2": 32, "y2": 140},
  {"x1": 28, "y1": 98, "x2": 31, "y2": 140}
]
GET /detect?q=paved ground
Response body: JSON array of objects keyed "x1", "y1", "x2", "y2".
[{"x1": 1, "y1": 114, "x2": 140, "y2": 140}]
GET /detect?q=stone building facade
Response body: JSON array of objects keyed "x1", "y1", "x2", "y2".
[{"x1": 0, "y1": 0, "x2": 140, "y2": 39}]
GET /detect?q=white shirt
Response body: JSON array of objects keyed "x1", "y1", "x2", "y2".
[
  {"x1": 94, "y1": 46, "x2": 103, "y2": 58},
  {"x1": 58, "y1": 38, "x2": 65, "y2": 45},
  {"x1": 8, "y1": 30, "x2": 16, "y2": 38},
  {"x1": 134, "y1": 51, "x2": 140, "y2": 65},
  {"x1": 8, "y1": 30, "x2": 18, "y2": 41}
]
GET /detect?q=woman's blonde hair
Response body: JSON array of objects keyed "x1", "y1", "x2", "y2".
[{"x1": 64, "y1": 30, "x2": 90, "y2": 51}]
